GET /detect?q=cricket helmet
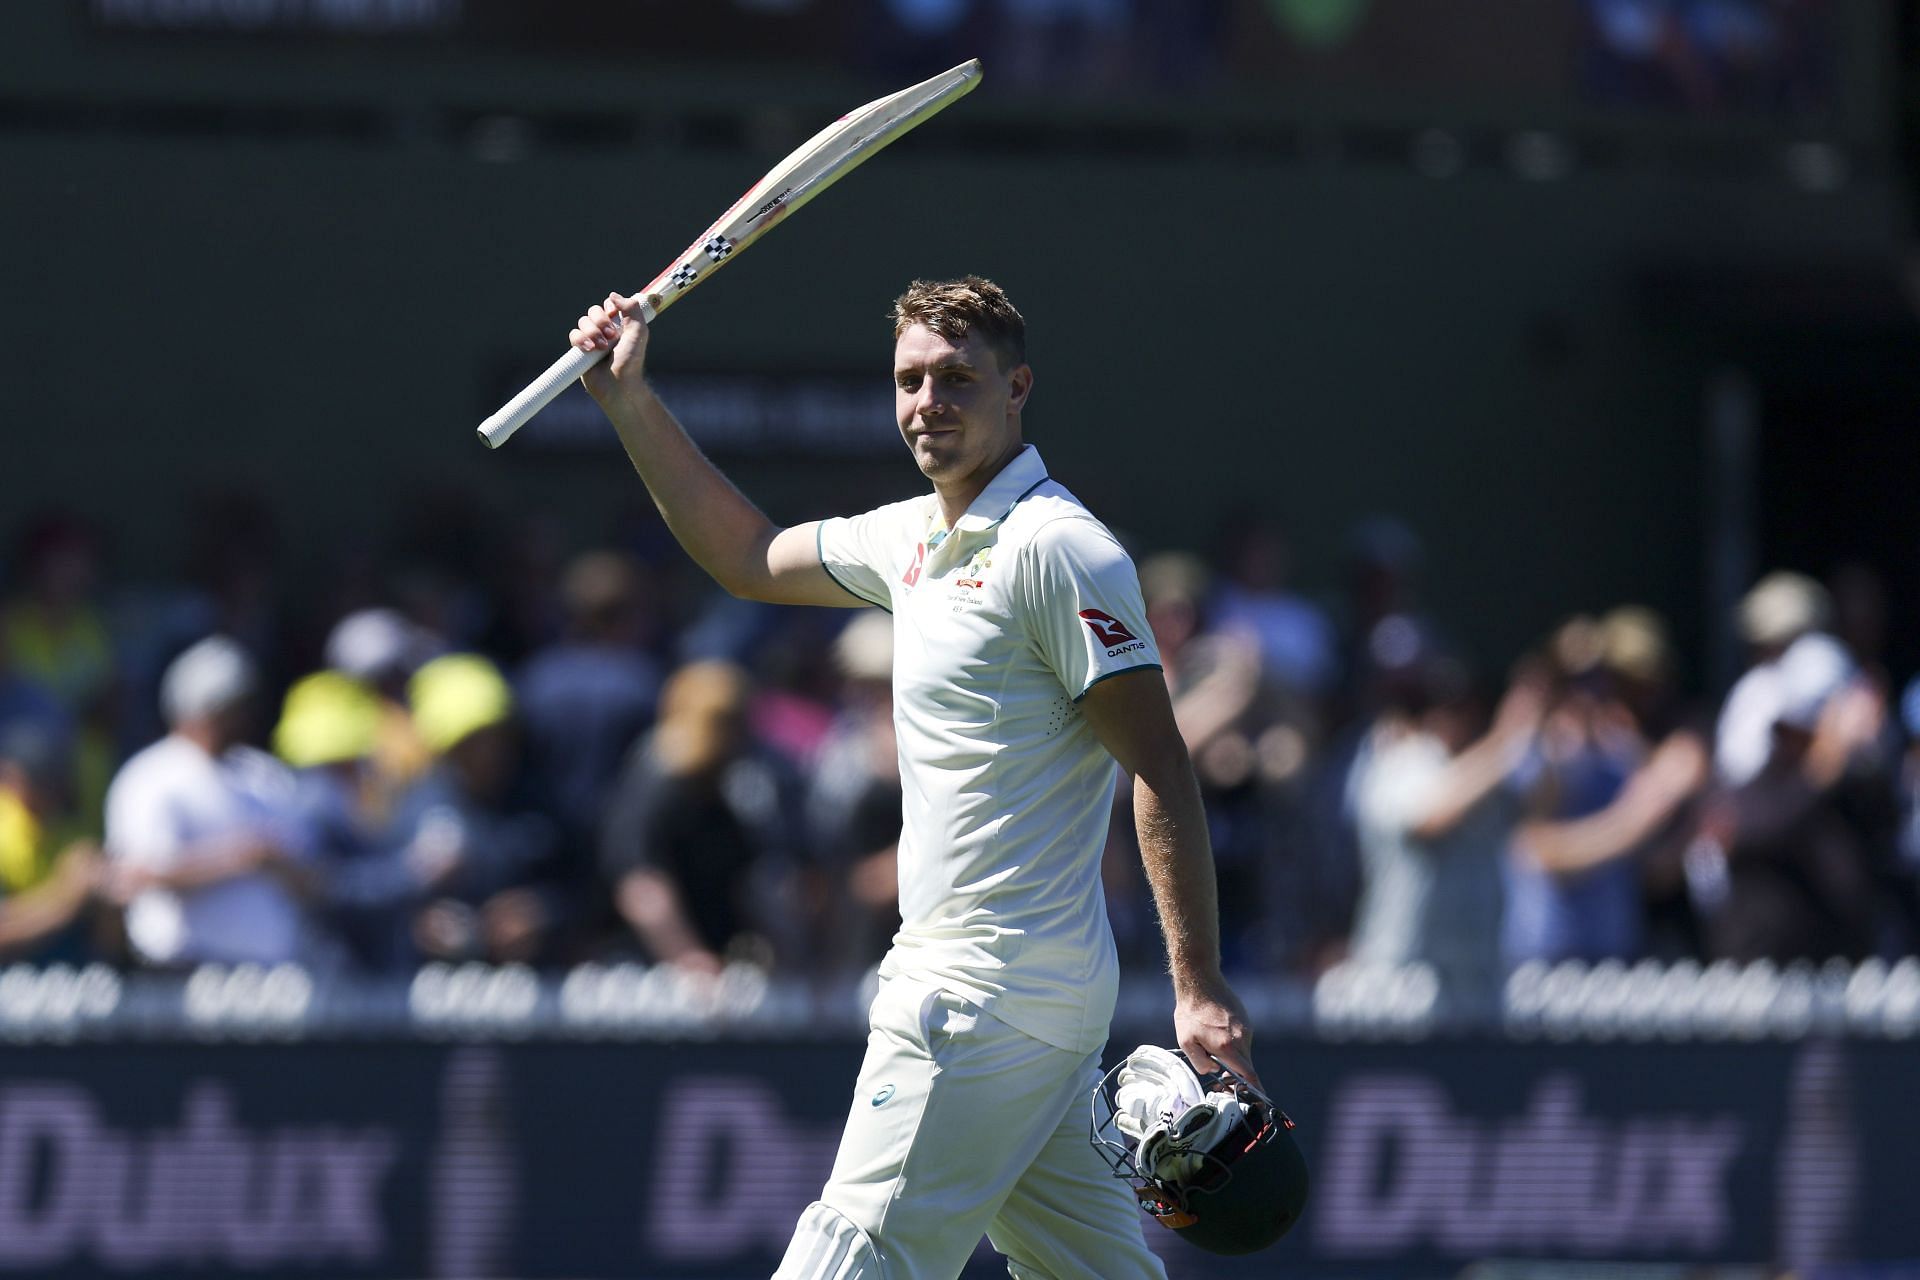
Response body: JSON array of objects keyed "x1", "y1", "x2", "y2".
[{"x1": 1090, "y1": 1045, "x2": 1309, "y2": 1256}]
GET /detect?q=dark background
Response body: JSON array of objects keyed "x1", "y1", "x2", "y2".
[{"x1": 6, "y1": 0, "x2": 1915, "y2": 687}]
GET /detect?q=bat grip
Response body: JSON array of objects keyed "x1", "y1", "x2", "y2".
[
  {"x1": 476, "y1": 345, "x2": 603, "y2": 449},
  {"x1": 477, "y1": 300, "x2": 654, "y2": 449}
]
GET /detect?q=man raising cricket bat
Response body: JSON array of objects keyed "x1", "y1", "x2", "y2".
[{"x1": 570, "y1": 277, "x2": 1256, "y2": 1278}]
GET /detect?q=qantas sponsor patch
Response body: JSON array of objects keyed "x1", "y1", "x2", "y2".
[{"x1": 1079, "y1": 608, "x2": 1148, "y2": 656}]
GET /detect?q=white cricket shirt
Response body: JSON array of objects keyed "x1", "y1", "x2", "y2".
[
  {"x1": 104, "y1": 735, "x2": 310, "y2": 966},
  {"x1": 816, "y1": 445, "x2": 1161, "y2": 1054}
]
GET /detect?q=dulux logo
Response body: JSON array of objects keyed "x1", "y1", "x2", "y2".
[
  {"x1": 647, "y1": 1082, "x2": 840, "y2": 1262},
  {"x1": 0, "y1": 1081, "x2": 397, "y2": 1268},
  {"x1": 1316, "y1": 1074, "x2": 1743, "y2": 1256}
]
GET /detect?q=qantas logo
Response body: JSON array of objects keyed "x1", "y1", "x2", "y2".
[
  {"x1": 1078, "y1": 609, "x2": 1142, "y2": 652},
  {"x1": 902, "y1": 543, "x2": 925, "y2": 588}
]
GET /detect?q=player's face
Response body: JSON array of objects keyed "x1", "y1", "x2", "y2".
[{"x1": 893, "y1": 324, "x2": 1031, "y2": 495}]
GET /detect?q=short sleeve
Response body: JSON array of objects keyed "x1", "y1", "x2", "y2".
[
  {"x1": 1020, "y1": 517, "x2": 1161, "y2": 699},
  {"x1": 816, "y1": 500, "x2": 920, "y2": 612}
]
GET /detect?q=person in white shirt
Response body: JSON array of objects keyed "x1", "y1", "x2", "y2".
[
  {"x1": 567, "y1": 276, "x2": 1256, "y2": 1278},
  {"x1": 104, "y1": 636, "x2": 315, "y2": 967}
]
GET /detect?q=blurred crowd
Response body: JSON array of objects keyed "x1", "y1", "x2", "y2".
[
  {"x1": 1, "y1": 497, "x2": 1916, "y2": 1001},
  {"x1": 1577, "y1": 0, "x2": 1831, "y2": 112}
]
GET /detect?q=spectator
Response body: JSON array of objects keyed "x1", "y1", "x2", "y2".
[
  {"x1": 601, "y1": 660, "x2": 801, "y2": 975},
  {"x1": 805, "y1": 612, "x2": 903, "y2": 977},
  {"x1": 1716, "y1": 570, "x2": 1852, "y2": 787},
  {"x1": 1142, "y1": 552, "x2": 1262, "y2": 752},
  {"x1": 3, "y1": 515, "x2": 116, "y2": 828},
  {"x1": 1504, "y1": 612, "x2": 1709, "y2": 964},
  {"x1": 1705, "y1": 575, "x2": 1903, "y2": 952},
  {"x1": 746, "y1": 611, "x2": 844, "y2": 770},
  {"x1": 388, "y1": 655, "x2": 566, "y2": 966},
  {"x1": 1688, "y1": 639, "x2": 1884, "y2": 962},
  {"x1": 272, "y1": 671, "x2": 419, "y2": 973},
  {"x1": 9, "y1": 490, "x2": 1919, "y2": 985},
  {"x1": 0, "y1": 725, "x2": 103, "y2": 962},
  {"x1": 1209, "y1": 512, "x2": 1339, "y2": 701},
  {"x1": 103, "y1": 637, "x2": 318, "y2": 967},
  {"x1": 1348, "y1": 634, "x2": 1546, "y2": 996},
  {"x1": 515, "y1": 551, "x2": 661, "y2": 842},
  {"x1": 1816, "y1": 565, "x2": 1907, "y2": 943},
  {"x1": 324, "y1": 607, "x2": 439, "y2": 818},
  {"x1": 1299, "y1": 535, "x2": 1435, "y2": 979}
]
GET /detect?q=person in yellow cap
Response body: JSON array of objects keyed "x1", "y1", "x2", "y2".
[
  {"x1": 385, "y1": 655, "x2": 564, "y2": 966},
  {"x1": 273, "y1": 671, "x2": 406, "y2": 972},
  {"x1": 321, "y1": 607, "x2": 439, "y2": 823}
]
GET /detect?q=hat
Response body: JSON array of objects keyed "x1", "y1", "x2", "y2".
[
  {"x1": 1550, "y1": 615, "x2": 1604, "y2": 678},
  {"x1": 1138, "y1": 553, "x2": 1212, "y2": 610},
  {"x1": 160, "y1": 636, "x2": 258, "y2": 726},
  {"x1": 1600, "y1": 606, "x2": 1672, "y2": 684},
  {"x1": 273, "y1": 672, "x2": 381, "y2": 768},
  {"x1": 1738, "y1": 572, "x2": 1830, "y2": 648},
  {"x1": 833, "y1": 612, "x2": 894, "y2": 682},
  {"x1": 325, "y1": 608, "x2": 434, "y2": 683},
  {"x1": 409, "y1": 654, "x2": 514, "y2": 754}
]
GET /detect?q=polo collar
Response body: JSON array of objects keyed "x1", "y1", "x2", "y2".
[{"x1": 950, "y1": 445, "x2": 1049, "y2": 534}]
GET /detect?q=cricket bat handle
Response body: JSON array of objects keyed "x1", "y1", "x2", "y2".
[{"x1": 476, "y1": 299, "x2": 657, "y2": 449}]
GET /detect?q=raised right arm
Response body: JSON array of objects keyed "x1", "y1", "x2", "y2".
[{"x1": 573, "y1": 292, "x2": 864, "y2": 608}]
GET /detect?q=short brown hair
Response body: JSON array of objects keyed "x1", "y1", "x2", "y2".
[{"x1": 890, "y1": 276, "x2": 1027, "y2": 370}]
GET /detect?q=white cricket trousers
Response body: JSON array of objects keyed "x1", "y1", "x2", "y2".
[{"x1": 772, "y1": 976, "x2": 1167, "y2": 1280}]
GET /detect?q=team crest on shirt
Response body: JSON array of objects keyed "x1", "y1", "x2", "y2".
[
  {"x1": 1079, "y1": 608, "x2": 1147, "y2": 657},
  {"x1": 956, "y1": 548, "x2": 991, "y2": 590},
  {"x1": 941, "y1": 547, "x2": 993, "y2": 609}
]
